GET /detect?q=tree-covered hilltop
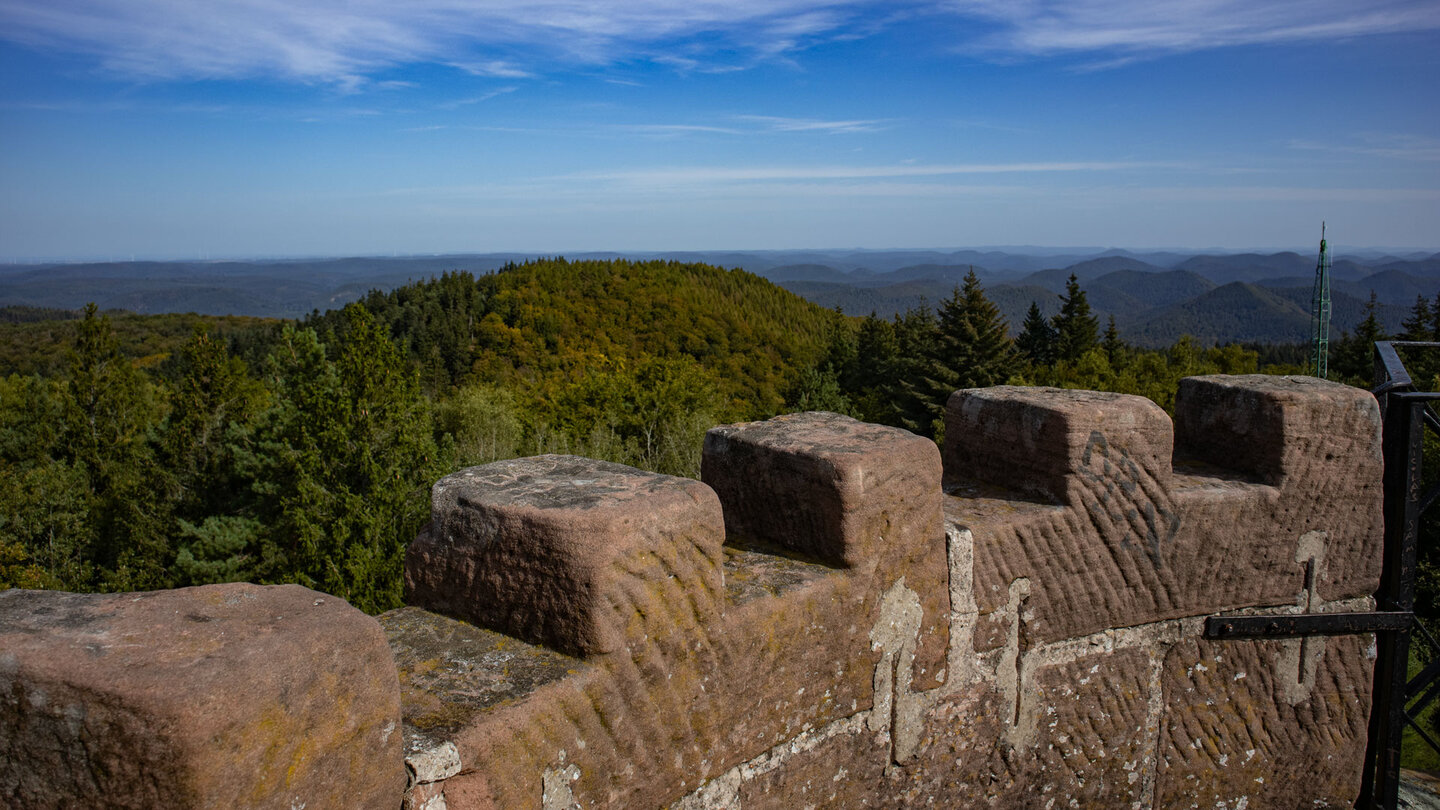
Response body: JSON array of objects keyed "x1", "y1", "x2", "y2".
[{"x1": 303, "y1": 257, "x2": 840, "y2": 417}]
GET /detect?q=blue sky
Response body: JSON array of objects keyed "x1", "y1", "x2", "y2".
[{"x1": 1, "y1": 1, "x2": 1438, "y2": 260}]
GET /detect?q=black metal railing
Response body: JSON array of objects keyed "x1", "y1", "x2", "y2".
[{"x1": 1358, "y1": 341, "x2": 1440, "y2": 808}]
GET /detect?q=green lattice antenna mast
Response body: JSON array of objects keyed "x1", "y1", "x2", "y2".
[{"x1": 1309, "y1": 223, "x2": 1332, "y2": 378}]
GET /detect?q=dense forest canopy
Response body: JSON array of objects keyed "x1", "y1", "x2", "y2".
[{"x1": 0, "y1": 257, "x2": 1413, "y2": 617}]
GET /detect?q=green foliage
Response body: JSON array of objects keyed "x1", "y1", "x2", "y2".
[
  {"x1": 1402, "y1": 294, "x2": 1434, "y2": 341},
  {"x1": 251, "y1": 307, "x2": 442, "y2": 612},
  {"x1": 174, "y1": 516, "x2": 262, "y2": 585},
  {"x1": 937, "y1": 271, "x2": 1016, "y2": 391},
  {"x1": 312, "y1": 259, "x2": 840, "y2": 420},
  {"x1": 1331, "y1": 292, "x2": 1387, "y2": 385},
  {"x1": 825, "y1": 279, "x2": 1020, "y2": 439},
  {"x1": 0, "y1": 309, "x2": 276, "y2": 377},
  {"x1": 1052, "y1": 274, "x2": 1099, "y2": 363},
  {"x1": 0, "y1": 459, "x2": 92, "y2": 589},
  {"x1": 63, "y1": 305, "x2": 171, "y2": 590},
  {"x1": 0, "y1": 536, "x2": 53, "y2": 589},
  {"x1": 536, "y1": 353, "x2": 720, "y2": 478},
  {"x1": 1016, "y1": 301, "x2": 1057, "y2": 366},
  {"x1": 436, "y1": 384, "x2": 523, "y2": 468}
]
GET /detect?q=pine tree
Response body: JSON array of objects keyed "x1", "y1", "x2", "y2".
[
  {"x1": 890, "y1": 304, "x2": 940, "y2": 436},
  {"x1": 64, "y1": 304, "x2": 170, "y2": 589},
  {"x1": 1052, "y1": 274, "x2": 1099, "y2": 364},
  {"x1": 1102, "y1": 316, "x2": 1124, "y2": 365},
  {"x1": 160, "y1": 327, "x2": 266, "y2": 585},
  {"x1": 253, "y1": 305, "x2": 442, "y2": 612},
  {"x1": 933, "y1": 270, "x2": 1014, "y2": 392},
  {"x1": 843, "y1": 313, "x2": 902, "y2": 425},
  {"x1": 1016, "y1": 301, "x2": 1057, "y2": 366},
  {"x1": 1399, "y1": 294, "x2": 1440, "y2": 387},
  {"x1": 1332, "y1": 292, "x2": 1386, "y2": 383},
  {"x1": 1402, "y1": 295, "x2": 1434, "y2": 341}
]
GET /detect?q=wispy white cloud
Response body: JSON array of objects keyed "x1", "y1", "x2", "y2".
[
  {"x1": 613, "y1": 116, "x2": 888, "y2": 138},
  {"x1": 1117, "y1": 185, "x2": 1440, "y2": 203},
  {"x1": 1288, "y1": 133, "x2": 1440, "y2": 162},
  {"x1": 6, "y1": 1, "x2": 1426, "y2": 87},
  {"x1": 450, "y1": 60, "x2": 534, "y2": 79},
  {"x1": 436, "y1": 86, "x2": 518, "y2": 110},
  {"x1": 735, "y1": 115, "x2": 888, "y2": 133},
  {"x1": 570, "y1": 161, "x2": 1165, "y2": 185},
  {"x1": 0, "y1": 0, "x2": 877, "y2": 85},
  {"x1": 941, "y1": 0, "x2": 1440, "y2": 63},
  {"x1": 618, "y1": 123, "x2": 748, "y2": 136}
]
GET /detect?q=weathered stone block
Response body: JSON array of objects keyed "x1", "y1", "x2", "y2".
[
  {"x1": 1175, "y1": 373, "x2": 1381, "y2": 485},
  {"x1": 405, "y1": 455, "x2": 725, "y2": 658},
  {"x1": 0, "y1": 583, "x2": 405, "y2": 810},
  {"x1": 702, "y1": 411, "x2": 949, "y2": 690},
  {"x1": 944, "y1": 386, "x2": 1174, "y2": 505},
  {"x1": 1176, "y1": 373, "x2": 1384, "y2": 599},
  {"x1": 701, "y1": 411, "x2": 941, "y2": 568}
]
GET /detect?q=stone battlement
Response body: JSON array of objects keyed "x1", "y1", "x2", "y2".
[{"x1": 1, "y1": 375, "x2": 1383, "y2": 809}]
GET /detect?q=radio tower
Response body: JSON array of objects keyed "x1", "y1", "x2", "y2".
[{"x1": 1309, "y1": 223, "x2": 1332, "y2": 379}]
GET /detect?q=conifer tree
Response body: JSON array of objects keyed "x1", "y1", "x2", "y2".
[
  {"x1": 888, "y1": 271, "x2": 1015, "y2": 437},
  {"x1": 64, "y1": 304, "x2": 169, "y2": 589},
  {"x1": 1052, "y1": 274, "x2": 1099, "y2": 363},
  {"x1": 1399, "y1": 294, "x2": 1440, "y2": 387},
  {"x1": 1332, "y1": 292, "x2": 1386, "y2": 383},
  {"x1": 933, "y1": 270, "x2": 1014, "y2": 392},
  {"x1": 1016, "y1": 301, "x2": 1057, "y2": 366},
  {"x1": 844, "y1": 313, "x2": 902, "y2": 425},
  {"x1": 161, "y1": 327, "x2": 266, "y2": 585},
  {"x1": 890, "y1": 304, "x2": 940, "y2": 436},
  {"x1": 253, "y1": 304, "x2": 442, "y2": 612},
  {"x1": 1102, "y1": 316, "x2": 1124, "y2": 365},
  {"x1": 1402, "y1": 294, "x2": 1434, "y2": 341}
]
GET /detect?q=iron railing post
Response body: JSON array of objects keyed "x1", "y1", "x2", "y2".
[{"x1": 1361, "y1": 393, "x2": 1423, "y2": 808}]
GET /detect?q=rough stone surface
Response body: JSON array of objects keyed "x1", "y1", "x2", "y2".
[
  {"x1": 405, "y1": 454, "x2": 725, "y2": 658},
  {"x1": 1176, "y1": 373, "x2": 1385, "y2": 600},
  {"x1": 702, "y1": 410, "x2": 949, "y2": 688},
  {"x1": 380, "y1": 606, "x2": 585, "y2": 755},
  {"x1": 0, "y1": 583, "x2": 405, "y2": 810},
  {"x1": 944, "y1": 385, "x2": 1174, "y2": 505},
  {"x1": 702, "y1": 411, "x2": 941, "y2": 567},
  {"x1": 947, "y1": 375, "x2": 1383, "y2": 649},
  {"x1": 1154, "y1": 634, "x2": 1373, "y2": 808}
]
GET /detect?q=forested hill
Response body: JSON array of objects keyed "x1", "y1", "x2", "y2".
[
  {"x1": 0, "y1": 258, "x2": 843, "y2": 612},
  {"x1": 304, "y1": 257, "x2": 841, "y2": 418}
]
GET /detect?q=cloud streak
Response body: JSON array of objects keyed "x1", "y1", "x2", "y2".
[
  {"x1": 570, "y1": 161, "x2": 1166, "y2": 185},
  {"x1": 1288, "y1": 133, "x2": 1440, "y2": 163},
  {"x1": 3, "y1": 1, "x2": 1432, "y2": 86},
  {"x1": 943, "y1": 0, "x2": 1440, "y2": 62},
  {"x1": 0, "y1": 0, "x2": 874, "y2": 85},
  {"x1": 735, "y1": 115, "x2": 888, "y2": 133}
]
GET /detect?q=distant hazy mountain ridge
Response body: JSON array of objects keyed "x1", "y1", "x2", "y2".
[{"x1": 2, "y1": 247, "x2": 1436, "y2": 346}]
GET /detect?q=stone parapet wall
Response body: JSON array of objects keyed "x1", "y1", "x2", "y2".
[{"x1": 0, "y1": 375, "x2": 1383, "y2": 809}]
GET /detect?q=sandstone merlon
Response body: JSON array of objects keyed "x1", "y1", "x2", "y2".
[
  {"x1": 405, "y1": 454, "x2": 725, "y2": 658},
  {"x1": 0, "y1": 583, "x2": 405, "y2": 810}
]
